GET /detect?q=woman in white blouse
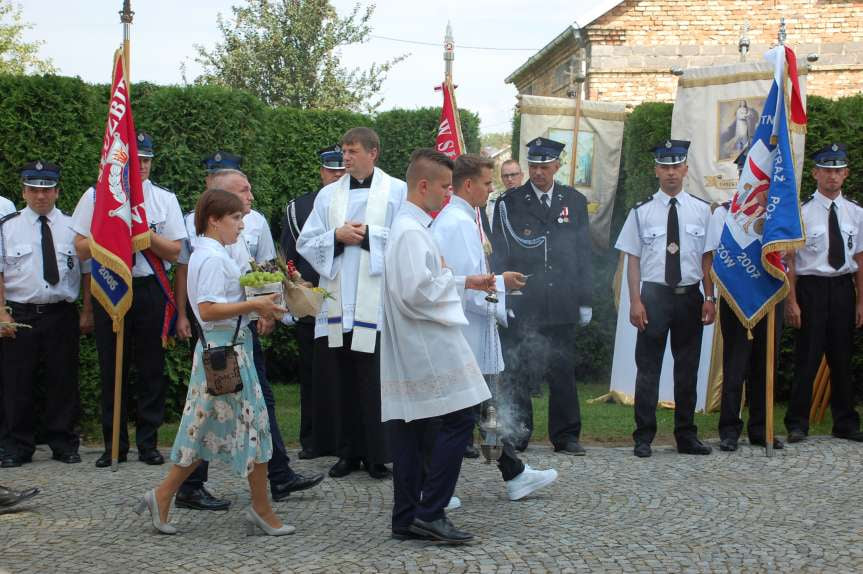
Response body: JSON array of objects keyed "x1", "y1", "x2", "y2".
[{"x1": 135, "y1": 189, "x2": 291, "y2": 536}]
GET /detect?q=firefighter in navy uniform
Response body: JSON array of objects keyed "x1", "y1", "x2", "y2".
[
  {"x1": 614, "y1": 140, "x2": 715, "y2": 458},
  {"x1": 708, "y1": 149, "x2": 784, "y2": 452},
  {"x1": 784, "y1": 143, "x2": 863, "y2": 444},
  {"x1": 490, "y1": 137, "x2": 593, "y2": 456},
  {"x1": 0, "y1": 162, "x2": 88, "y2": 467},
  {"x1": 280, "y1": 144, "x2": 344, "y2": 459}
]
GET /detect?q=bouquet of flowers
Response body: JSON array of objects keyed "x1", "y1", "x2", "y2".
[{"x1": 275, "y1": 256, "x2": 333, "y2": 319}]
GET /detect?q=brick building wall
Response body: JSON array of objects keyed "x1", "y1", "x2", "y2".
[{"x1": 511, "y1": 0, "x2": 863, "y2": 104}]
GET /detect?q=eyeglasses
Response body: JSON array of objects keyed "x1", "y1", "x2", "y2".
[{"x1": 501, "y1": 173, "x2": 522, "y2": 179}]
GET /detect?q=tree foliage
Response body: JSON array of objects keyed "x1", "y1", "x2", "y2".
[
  {"x1": 192, "y1": 0, "x2": 404, "y2": 113},
  {"x1": 0, "y1": 0, "x2": 56, "y2": 74}
]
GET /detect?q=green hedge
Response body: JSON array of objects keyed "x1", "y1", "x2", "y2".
[{"x1": 0, "y1": 73, "x2": 481, "y2": 429}]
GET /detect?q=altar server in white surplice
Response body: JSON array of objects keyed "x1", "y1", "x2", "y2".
[
  {"x1": 432, "y1": 154, "x2": 558, "y2": 502},
  {"x1": 297, "y1": 127, "x2": 405, "y2": 480},
  {"x1": 381, "y1": 149, "x2": 495, "y2": 544}
]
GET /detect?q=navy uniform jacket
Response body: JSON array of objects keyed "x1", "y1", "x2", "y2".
[
  {"x1": 490, "y1": 180, "x2": 592, "y2": 326},
  {"x1": 281, "y1": 190, "x2": 320, "y2": 324}
]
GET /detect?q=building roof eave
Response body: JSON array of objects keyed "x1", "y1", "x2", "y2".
[{"x1": 505, "y1": 25, "x2": 580, "y2": 85}]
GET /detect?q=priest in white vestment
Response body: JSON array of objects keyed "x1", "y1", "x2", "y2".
[
  {"x1": 381, "y1": 149, "x2": 494, "y2": 544},
  {"x1": 297, "y1": 127, "x2": 405, "y2": 480},
  {"x1": 432, "y1": 154, "x2": 558, "y2": 502}
]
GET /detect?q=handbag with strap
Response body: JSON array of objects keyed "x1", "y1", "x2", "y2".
[{"x1": 197, "y1": 316, "x2": 244, "y2": 396}]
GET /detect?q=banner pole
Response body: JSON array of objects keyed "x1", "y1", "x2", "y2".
[
  {"x1": 765, "y1": 307, "x2": 775, "y2": 458},
  {"x1": 121, "y1": 0, "x2": 133, "y2": 81},
  {"x1": 567, "y1": 72, "x2": 584, "y2": 189},
  {"x1": 111, "y1": 318, "x2": 125, "y2": 471}
]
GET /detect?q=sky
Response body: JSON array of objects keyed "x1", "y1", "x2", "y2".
[{"x1": 17, "y1": 0, "x2": 597, "y2": 135}]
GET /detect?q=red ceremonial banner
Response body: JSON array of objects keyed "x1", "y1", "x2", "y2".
[
  {"x1": 431, "y1": 81, "x2": 466, "y2": 218},
  {"x1": 90, "y1": 49, "x2": 150, "y2": 330}
]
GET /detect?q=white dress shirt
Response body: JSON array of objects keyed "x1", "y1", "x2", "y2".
[
  {"x1": 530, "y1": 181, "x2": 555, "y2": 206},
  {"x1": 187, "y1": 236, "x2": 249, "y2": 332},
  {"x1": 615, "y1": 189, "x2": 711, "y2": 286},
  {"x1": 71, "y1": 180, "x2": 186, "y2": 277},
  {"x1": 794, "y1": 191, "x2": 863, "y2": 276},
  {"x1": 0, "y1": 206, "x2": 82, "y2": 303},
  {"x1": 0, "y1": 196, "x2": 15, "y2": 218}
]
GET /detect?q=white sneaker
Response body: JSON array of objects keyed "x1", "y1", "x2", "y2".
[
  {"x1": 445, "y1": 496, "x2": 462, "y2": 510},
  {"x1": 505, "y1": 465, "x2": 558, "y2": 501}
]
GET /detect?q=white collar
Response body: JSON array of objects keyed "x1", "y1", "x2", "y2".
[
  {"x1": 403, "y1": 200, "x2": 433, "y2": 228},
  {"x1": 655, "y1": 189, "x2": 686, "y2": 206},
  {"x1": 448, "y1": 194, "x2": 475, "y2": 216},
  {"x1": 814, "y1": 190, "x2": 843, "y2": 210},
  {"x1": 196, "y1": 235, "x2": 229, "y2": 253},
  {"x1": 530, "y1": 181, "x2": 554, "y2": 200},
  {"x1": 23, "y1": 205, "x2": 59, "y2": 224}
]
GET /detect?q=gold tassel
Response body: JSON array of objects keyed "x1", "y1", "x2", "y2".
[{"x1": 747, "y1": 328, "x2": 754, "y2": 340}]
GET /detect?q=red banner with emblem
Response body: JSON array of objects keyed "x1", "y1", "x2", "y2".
[
  {"x1": 432, "y1": 81, "x2": 467, "y2": 218},
  {"x1": 89, "y1": 49, "x2": 150, "y2": 331}
]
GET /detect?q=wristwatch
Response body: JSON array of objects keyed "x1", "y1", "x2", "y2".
[{"x1": 705, "y1": 295, "x2": 716, "y2": 303}]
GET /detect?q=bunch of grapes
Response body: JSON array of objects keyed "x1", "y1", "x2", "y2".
[{"x1": 239, "y1": 271, "x2": 286, "y2": 288}]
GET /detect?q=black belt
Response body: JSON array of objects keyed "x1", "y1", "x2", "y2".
[
  {"x1": 798, "y1": 274, "x2": 853, "y2": 283},
  {"x1": 642, "y1": 281, "x2": 701, "y2": 295},
  {"x1": 7, "y1": 300, "x2": 73, "y2": 315}
]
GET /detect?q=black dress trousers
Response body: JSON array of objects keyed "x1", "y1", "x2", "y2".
[
  {"x1": 498, "y1": 321, "x2": 582, "y2": 448},
  {"x1": 1, "y1": 302, "x2": 80, "y2": 458},
  {"x1": 718, "y1": 299, "x2": 783, "y2": 442},
  {"x1": 323, "y1": 331, "x2": 391, "y2": 465},
  {"x1": 633, "y1": 283, "x2": 704, "y2": 446},
  {"x1": 94, "y1": 277, "x2": 168, "y2": 454},
  {"x1": 295, "y1": 320, "x2": 316, "y2": 453},
  {"x1": 785, "y1": 275, "x2": 860, "y2": 435}
]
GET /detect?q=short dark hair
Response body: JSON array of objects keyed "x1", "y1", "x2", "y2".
[
  {"x1": 341, "y1": 127, "x2": 381, "y2": 155},
  {"x1": 194, "y1": 188, "x2": 244, "y2": 235},
  {"x1": 501, "y1": 158, "x2": 521, "y2": 172},
  {"x1": 453, "y1": 154, "x2": 495, "y2": 191},
  {"x1": 406, "y1": 148, "x2": 454, "y2": 190}
]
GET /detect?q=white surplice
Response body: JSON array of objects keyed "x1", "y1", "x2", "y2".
[
  {"x1": 431, "y1": 195, "x2": 506, "y2": 375},
  {"x1": 297, "y1": 168, "x2": 406, "y2": 342},
  {"x1": 380, "y1": 201, "x2": 491, "y2": 422}
]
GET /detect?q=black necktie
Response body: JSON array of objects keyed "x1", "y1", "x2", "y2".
[
  {"x1": 665, "y1": 197, "x2": 682, "y2": 286},
  {"x1": 541, "y1": 193, "x2": 550, "y2": 211},
  {"x1": 828, "y1": 201, "x2": 845, "y2": 270},
  {"x1": 39, "y1": 214, "x2": 60, "y2": 285}
]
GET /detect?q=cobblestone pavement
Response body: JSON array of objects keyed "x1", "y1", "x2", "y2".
[{"x1": 1, "y1": 437, "x2": 862, "y2": 573}]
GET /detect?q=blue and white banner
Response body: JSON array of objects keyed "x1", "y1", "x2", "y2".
[{"x1": 712, "y1": 46, "x2": 807, "y2": 328}]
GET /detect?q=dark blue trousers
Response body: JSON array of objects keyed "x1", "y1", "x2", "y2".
[
  {"x1": 390, "y1": 406, "x2": 475, "y2": 530},
  {"x1": 180, "y1": 323, "x2": 294, "y2": 493}
]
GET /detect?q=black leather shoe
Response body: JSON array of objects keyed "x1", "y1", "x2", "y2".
[
  {"x1": 633, "y1": 443, "x2": 652, "y2": 458},
  {"x1": 392, "y1": 526, "x2": 432, "y2": 540},
  {"x1": 138, "y1": 449, "x2": 165, "y2": 465},
  {"x1": 787, "y1": 429, "x2": 807, "y2": 443},
  {"x1": 297, "y1": 449, "x2": 317, "y2": 460},
  {"x1": 409, "y1": 517, "x2": 473, "y2": 544},
  {"x1": 463, "y1": 444, "x2": 480, "y2": 459},
  {"x1": 0, "y1": 455, "x2": 31, "y2": 468},
  {"x1": 366, "y1": 463, "x2": 392, "y2": 479},
  {"x1": 832, "y1": 429, "x2": 863, "y2": 442},
  {"x1": 719, "y1": 438, "x2": 738, "y2": 452},
  {"x1": 328, "y1": 458, "x2": 361, "y2": 478},
  {"x1": 95, "y1": 451, "x2": 127, "y2": 468},
  {"x1": 175, "y1": 487, "x2": 231, "y2": 511},
  {"x1": 554, "y1": 441, "x2": 586, "y2": 456},
  {"x1": 750, "y1": 437, "x2": 784, "y2": 449},
  {"x1": 678, "y1": 439, "x2": 712, "y2": 455},
  {"x1": 271, "y1": 472, "x2": 325, "y2": 501},
  {"x1": 52, "y1": 451, "x2": 82, "y2": 464},
  {"x1": 0, "y1": 486, "x2": 39, "y2": 509}
]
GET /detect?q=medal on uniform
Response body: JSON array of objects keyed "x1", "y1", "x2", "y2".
[
  {"x1": 558, "y1": 206, "x2": 570, "y2": 224},
  {"x1": 667, "y1": 242, "x2": 679, "y2": 255},
  {"x1": 524, "y1": 228, "x2": 532, "y2": 236},
  {"x1": 67, "y1": 255, "x2": 74, "y2": 270}
]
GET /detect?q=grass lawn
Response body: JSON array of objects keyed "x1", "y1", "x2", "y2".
[{"x1": 144, "y1": 381, "x2": 852, "y2": 448}]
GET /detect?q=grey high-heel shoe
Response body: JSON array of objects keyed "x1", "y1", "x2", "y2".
[
  {"x1": 244, "y1": 507, "x2": 295, "y2": 536},
  {"x1": 134, "y1": 489, "x2": 177, "y2": 535}
]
